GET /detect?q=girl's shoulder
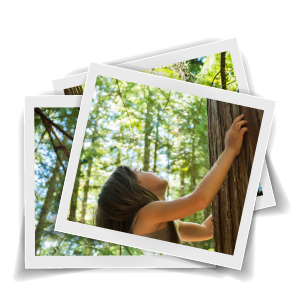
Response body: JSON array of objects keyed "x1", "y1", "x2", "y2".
[{"x1": 131, "y1": 205, "x2": 169, "y2": 235}]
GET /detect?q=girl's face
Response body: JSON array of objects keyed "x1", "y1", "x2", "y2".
[{"x1": 133, "y1": 168, "x2": 168, "y2": 200}]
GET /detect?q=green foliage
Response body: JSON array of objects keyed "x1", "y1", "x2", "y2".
[
  {"x1": 35, "y1": 107, "x2": 145, "y2": 256},
  {"x1": 196, "y1": 52, "x2": 238, "y2": 91},
  {"x1": 35, "y1": 52, "x2": 246, "y2": 256}
]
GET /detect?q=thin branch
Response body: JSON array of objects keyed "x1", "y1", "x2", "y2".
[
  {"x1": 52, "y1": 234, "x2": 66, "y2": 256},
  {"x1": 226, "y1": 79, "x2": 236, "y2": 86},
  {"x1": 116, "y1": 80, "x2": 135, "y2": 142},
  {"x1": 191, "y1": 98, "x2": 204, "y2": 137},
  {"x1": 213, "y1": 80, "x2": 236, "y2": 89},
  {"x1": 210, "y1": 67, "x2": 233, "y2": 87},
  {"x1": 123, "y1": 246, "x2": 132, "y2": 256},
  {"x1": 210, "y1": 70, "x2": 221, "y2": 87},
  {"x1": 35, "y1": 130, "x2": 47, "y2": 153},
  {"x1": 100, "y1": 84, "x2": 117, "y2": 116},
  {"x1": 41, "y1": 117, "x2": 67, "y2": 174},
  {"x1": 48, "y1": 125, "x2": 70, "y2": 158},
  {"x1": 158, "y1": 88, "x2": 172, "y2": 112},
  {"x1": 35, "y1": 108, "x2": 74, "y2": 141}
]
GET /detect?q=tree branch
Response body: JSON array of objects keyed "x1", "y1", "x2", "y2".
[
  {"x1": 35, "y1": 108, "x2": 74, "y2": 141},
  {"x1": 35, "y1": 129, "x2": 47, "y2": 153},
  {"x1": 211, "y1": 67, "x2": 233, "y2": 87},
  {"x1": 226, "y1": 79, "x2": 236, "y2": 86},
  {"x1": 48, "y1": 124, "x2": 70, "y2": 158},
  {"x1": 124, "y1": 246, "x2": 132, "y2": 256},
  {"x1": 210, "y1": 70, "x2": 221, "y2": 87},
  {"x1": 116, "y1": 80, "x2": 135, "y2": 142},
  {"x1": 158, "y1": 88, "x2": 172, "y2": 112},
  {"x1": 41, "y1": 117, "x2": 67, "y2": 174},
  {"x1": 191, "y1": 98, "x2": 204, "y2": 137}
]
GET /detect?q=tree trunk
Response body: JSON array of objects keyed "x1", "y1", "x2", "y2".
[
  {"x1": 153, "y1": 105, "x2": 160, "y2": 173},
  {"x1": 206, "y1": 51, "x2": 264, "y2": 254},
  {"x1": 69, "y1": 162, "x2": 82, "y2": 221},
  {"x1": 80, "y1": 160, "x2": 92, "y2": 223},
  {"x1": 220, "y1": 52, "x2": 226, "y2": 90},
  {"x1": 207, "y1": 99, "x2": 263, "y2": 254},
  {"x1": 64, "y1": 86, "x2": 84, "y2": 95},
  {"x1": 143, "y1": 88, "x2": 153, "y2": 171},
  {"x1": 203, "y1": 204, "x2": 212, "y2": 220},
  {"x1": 116, "y1": 149, "x2": 121, "y2": 166},
  {"x1": 190, "y1": 138, "x2": 196, "y2": 193},
  {"x1": 180, "y1": 169, "x2": 185, "y2": 197},
  {"x1": 190, "y1": 98, "x2": 203, "y2": 193},
  {"x1": 35, "y1": 160, "x2": 60, "y2": 254}
]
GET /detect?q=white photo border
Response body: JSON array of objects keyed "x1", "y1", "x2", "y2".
[
  {"x1": 55, "y1": 64, "x2": 275, "y2": 270},
  {"x1": 25, "y1": 96, "x2": 214, "y2": 269},
  {"x1": 53, "y1": 39, "x2": 275, "y2": 210}
]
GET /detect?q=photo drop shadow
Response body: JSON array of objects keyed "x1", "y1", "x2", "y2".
[
  {"x1": 13, "y1": 216, "x2": 91, "y2": 282},
  {"x1": 65, "y1": 38, "x2": 222, "y2": 76}
]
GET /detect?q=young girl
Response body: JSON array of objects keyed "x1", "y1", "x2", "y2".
[{"x1": 95, "y1": 114, "x2": 248, "y2": 244}]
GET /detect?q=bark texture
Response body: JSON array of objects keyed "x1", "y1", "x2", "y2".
[
  {"x1": 64, "y1": 86, "x2": 84, "y2": 95},
  {"x1": 207, "y1": 99, "x2": 263, "y2": 254},
  {"x1": 69, "y1": 163, "x2": 81, "y2": 221}
]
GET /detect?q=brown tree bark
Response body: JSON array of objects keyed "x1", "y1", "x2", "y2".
[
  {"x1": 220, "y1": 52, "x2": 227, "y2": 90},
  {"x1": 207, "y1": 100, "x2": 263, "y2": 254},
  {"x1": 207, "y1": 99, "x2": 262, "y2": 254},
  {"x1": 207, "y1": 51, "x2": 263, "y2": 255},
  {"x1": 64, "y1": 85, "x2": 84, "y2": 95},
  {"x1": 35, "y1": 160, "x2": 60, "y2": 254},
  {"x1": 80, "y1": 160, "x2": 92, "y2": 223},
  {"x1": 203, "y1": 204, "x2": 212, "y2": 220},
  {"x1": 69, "y1": 162, "x2": 82, "y2": 222}
]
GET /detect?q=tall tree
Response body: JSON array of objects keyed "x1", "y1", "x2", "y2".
[
  {"x1": 35, "y1": 160, "x2": 60, "y2": 254},
  {"x1": 153, "y1": 104, "x2": 160, "y2": 173},
  {"x1": 207, "y1": 52, "x2": 263, "y2": 254},
  {"x1": 143, "y1": 87, "x2": 154, "y2": 171},
  {"x1": 69, "y1": 162, "x2": 82, "y2": 222},
  {"x1": 81, "y1": 160, "x2": 93, "y2": 223}
]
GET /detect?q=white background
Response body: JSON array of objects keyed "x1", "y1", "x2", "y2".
[{"x1": 1, "y1": 1, "x2": 298, "y2": 298}]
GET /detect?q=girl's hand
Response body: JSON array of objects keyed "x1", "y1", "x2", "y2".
[{"x1": 225, "y1": 114, "x2": 248, "y2": 157}]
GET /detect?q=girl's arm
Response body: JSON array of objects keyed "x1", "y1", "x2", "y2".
[
  {"x1": 177, "y1": 215, "x2": 213, "y2": 242},
  {"x1": 139, "y1": 114, "x2": 248, "y2": 225}
]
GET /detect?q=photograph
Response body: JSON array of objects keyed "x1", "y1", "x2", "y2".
[
  {"x1": 65, "y1": 71, "x2": 262, "y2": 255},
  {"x1": 55, "y1": 62, "x2": 274, "y2": 269},
  {"x1": 28, "y1": 96, "x2": 212, "y2": 268}
]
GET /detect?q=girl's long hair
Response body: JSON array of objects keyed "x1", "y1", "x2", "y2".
[{"x1": 94, "y1": 165, "x2": 181, "y2": 244}]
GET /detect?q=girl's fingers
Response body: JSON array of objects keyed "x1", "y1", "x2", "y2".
[
  {"x1": 232, "y1": 114, "x2": 244, "y2": 126},
  {"x1": 239, "y1": 127, "x2": 248, "y2": 136},
  {"x1": 236, "y1": 120, "x2": 248, "y2": 131}
]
